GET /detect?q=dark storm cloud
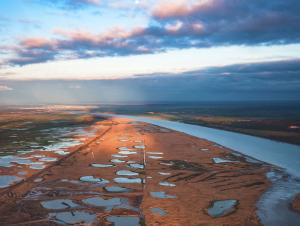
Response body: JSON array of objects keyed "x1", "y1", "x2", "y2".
[
  {"x1": 1, "y1": 59, "x2": 300, "y2": 105},
  {"x1": 5, "y1": 0, "x2": 300, "y2": 66}
]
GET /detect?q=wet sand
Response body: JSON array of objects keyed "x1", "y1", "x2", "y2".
[{"x1": 0, "y1": 117, "x2": 270, "y2": 225}]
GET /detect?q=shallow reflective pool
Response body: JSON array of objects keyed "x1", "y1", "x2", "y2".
[{"x1": 207, "y1": 199, "x2": 238, "y2": 218}]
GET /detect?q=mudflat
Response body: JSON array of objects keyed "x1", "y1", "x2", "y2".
[{"x1": 0, "y1": 117, "x2": 270, "y2": 225}]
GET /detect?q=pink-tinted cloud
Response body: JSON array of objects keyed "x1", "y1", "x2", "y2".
[{"x1": 4, "y1": 0, "x2": 300, "y2": 66}]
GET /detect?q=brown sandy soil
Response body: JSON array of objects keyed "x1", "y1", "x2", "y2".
[
  {"x1": 0, "y1": 117, "x2": 270, "y2": 226},
  {"x1": 292, "y1": 194, "x2": 300, "y2": 213}
]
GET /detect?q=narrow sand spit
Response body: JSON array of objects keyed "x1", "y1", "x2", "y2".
[{"x1": 0, "y1": 118, "x2": 270, "y2": 225}]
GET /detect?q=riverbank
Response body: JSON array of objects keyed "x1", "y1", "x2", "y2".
[{"x1": 0, "y1": 117, "x2": 270, "y2": 225}]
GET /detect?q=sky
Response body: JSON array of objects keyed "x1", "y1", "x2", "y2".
[{"x1": 0, "y1": 0, "x2": 300, "y2": 104}]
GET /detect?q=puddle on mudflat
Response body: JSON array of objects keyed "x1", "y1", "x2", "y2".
[
  {"x1": 159, "y1": 181, "x2": 176, "y2": 187},
  {"x1": 41, "y1": 199, "x2": 79, "y2": 210},
  {"x1": 82, "y1": 196, "x2": 123, "y2": 210},
  {"x1": 147, "y1": 152, "x2": 163, "y2": 155},
  {"x1": 134, "y1": 145, "x2": 145, "y2": 149},
  {"x1": 54, "y1": 150, "x2": 70, "y2": 156},
  {"x1": 50, "y1": 211, "x2": 96, "y2": 225},
  {"x1": 201, "y1": 148, "x2": 209, "y2": 152},
  {"x1": 212, "y1": 157, "x2": 238, "y2": 164},
  {"x1": 18, "y1": 171, "x2": 27, "y2": 176},
  {"x1": 0, "y1": 175, "x2": 22, "y2": 188},
  {"x1": 91, "y1": 163, "x2": 115, "y2": 168},
  {"x1": 114, "y1": 177, "x2": 143, "y2": 184},
  {"x1": 34, "y1": 178, "x2": 44, "y2": 183},
  {"x1": 128, "y1": 163, "x2": 144, "y2": 169},
  {"x1": 106, "y1": 216, "x2": 141, "y2": 226},
  {"x1": 158, "y1": 172, "x2": 171, "y2": 176},
  {"x1": 39, "y1": 157, "x2": 58, "y2": 162},
  {"x1": 207, "y1": 199, "x2": 238, "y2": 218},
  {"x1": 118, "y1": 151, "x2": 137, "y2": 155},
  {"x1": 80, "y1": 176, "x2": 109, "y2": 184},
  {"x1": 116, "y1": 170, "x2": 139, "y2": 176},
  {"x1": 160, "y1": 162, "x2": 173, "y2": 166},
  {"x1": 111, "y1": 159, "x2": 126, "y2": 163},
  {"x1": 32, "y1": 154, "x2": 46, "y2": 158},
  {"x1": 0, "y1": 156, "x2": 39, "y2": 168},
  {"x1": 150, "y1": 191, "x2": 176, "y2": 199},
  {"x1": 151, "y1": 207, "x2": 167, "y2": 216},
  {"x1": 112, "y1": 154, "x2": 128, "y2": 158},
  {"x1": 104, "y1": 186, "x2": 133, "y2": 193},
  {"x1": 118, "y1": 147, "x2": 132, "y2": 151},
  {"x1": 148, "y1": 156, "x2": 163, "y2": 159},
  {"x1": 30, "y1": 164, "x2": 46, "y2": 170}
]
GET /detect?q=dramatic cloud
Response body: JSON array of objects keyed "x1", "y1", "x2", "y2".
[
  {"x1": 4, "y1": 0, "x2": 300, "y2": 66},
  {"x1": 1, "y1": 59, "x2": 300, "y2": 104}
]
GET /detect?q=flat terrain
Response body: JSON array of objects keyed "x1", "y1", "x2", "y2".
[
  {"x1": 0, "y1": 117, "x2": 270, "y2": 225},
  {"x1": 94, "y1": 102, "x2": 300, "y2": 145}
]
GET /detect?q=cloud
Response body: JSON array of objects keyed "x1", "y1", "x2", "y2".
[
  {"x1": 1, "y1": 59, "x2": 300, "y2": 104},
  {"x1": 4, "y1": 0, "x2": 300, "y2": 66},
  {"x1": 0, "y1": 85, "x2": 13, "y2": 91}
]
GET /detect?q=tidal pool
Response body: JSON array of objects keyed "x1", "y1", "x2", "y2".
[
  {"x1": 39, "y1": 157, "x2": 57, "y2": 162},
  {"x1": 147, "y1": 152, "x2": 163, "y2": 155},
  {"x1": 104, "y1": 186, "x2": 133, "y2": 193},
  {"x1": 41, "y1": 199, "x2": 78, "y2": 210},
  {"x1": 91, "y1": 163, "x2": 115, "y2": 168},
  {"x1": 50, "y1": 211, "x2": 96, "y2": 225},
  {"x1": 82, "y1": 196, "x2": 122, "y2": 210},
  {"x1": 207, "y1": 199, "x2": 238, "y2": 218},
  {"x1": 212, "y1": 157, "x2": 238, "y2": 164},
  {"x1": 118, "y1": 151, "x2": 137, "y2": 155},
  {"x1": 150, "y1": 191, "x2": 176, "y2": 199},
  {"x1": 151, "y1": 207, "x2": 167, "y2": 216},
  {"x1": 0, "y1": 175, "x2": 22, "y2": 188},
  {"x1": 118, "y1": 147, "x2": 132, "y2": 151},
  {"x1": 128, "y1": 163, "x2": 144, "y2": 169},
  {"x1": 111, "y1": 159, "x2": 126, "y2": 163},
  {"x1": 116, "y1": 170, "x2": 139, "y2": 176},
  {"x1": 158, "y1": 172, "x2": 171, "y2": 176},
  {"x1": 80, "y1": 176, "x2": 109, "y2": 184},
  {"x1": 114, "y1": 177, "x2": 143, "y2": 184},
  {"x1": 106, "y1": 216, "x2": 141, "y2": 226},
  {"x1": 112, "y1": 154, "x2": 128, "y2": 158},
  {"x1": 159, "y1": 181, "x2": 176, "y2": 187},
  {"x1": 148, "y1": 156, "x2": 163, "y2": 159}
]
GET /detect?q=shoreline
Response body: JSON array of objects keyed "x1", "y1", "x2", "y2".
[{"x1": 0, "y1": 117, "x2": 271, "y2": 225}]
